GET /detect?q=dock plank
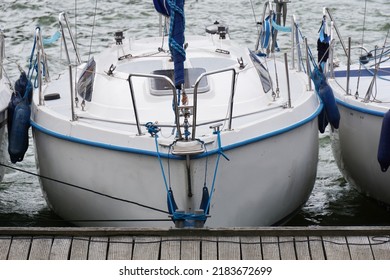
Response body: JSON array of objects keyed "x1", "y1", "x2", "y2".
[
  {"x1": 294, "y1": 236, "x2": 311, "y2": 260},
  {"x1": 323, "y1": 236, "x2": 350, "y2": 260},
  {"x1": 49, "y1": 237, "x2": 72, "y2": 260},
  {"x1": 240, "y1": 236, "x2": 262, "y2": 260},
  {"x1": 279, "y1": 236, "x2": 296, "y2": 260},
  {"x1": 370, "y1": 235, "x2": 390, "y2": 260},
  {"x1": 132, "y1": 236, "x2": 160, "y2": 260},
  {"x1": 347, "y1": 236, "x2": 373, "y2": 260},
  {"x1": 8, "y1": 236, "x2": 31, "y2": 260},
  {"x1": 181, "y1": 237, "x2": 200, "y2": 260},
  {"x1": 160, "y1": 236, "x2": 181, "y2": 260},
  {"x1": 70, "y1": 237, "x2": 89, "y2": 260},
  {"x1": 201, "y1": 236, "x2": 217, "y2": 260},
  {"x1": 218, "y1": 236, "x2": 240, "y2": 260},
  {"x1": 308, "y1": 236, "x2": 325, "y2": 260},
  {"x1": 0, "y1": 236, "x2": 11, "y2": 260},
  {"x1": 29, "y1": 237, "x2": 53, "y2": 260},
  {"x1": 88, "y1": 237, "x2": 108, "y2": 260},
  {"x1": 107, "y1": 236, "x2": 133, "y2": 260},
  {"x1": 261, "y1": 236, "x2": 280, "y2": 260}
]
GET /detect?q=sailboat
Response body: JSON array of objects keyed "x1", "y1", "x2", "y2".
[
  {"x1": 26, "y1": 0, "x2": 321, "y2": 227},
  {"x1": 320, "y1": 7, "x2": 390, "y2": 206}
]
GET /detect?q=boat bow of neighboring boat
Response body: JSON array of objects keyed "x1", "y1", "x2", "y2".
[{"x1": 320, "y1": 7, "x2": 390, "y2": 206}]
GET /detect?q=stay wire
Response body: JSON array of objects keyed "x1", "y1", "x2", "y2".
[
  {"x1": 355, "y1": 0, "x2": 368, "y2": 97},
  {"x1": 249, "y1": 0, "x2": 260, "y2": 33},
  {"x1": 88, "y1": 0, "x2": 99, "y2": 61}
]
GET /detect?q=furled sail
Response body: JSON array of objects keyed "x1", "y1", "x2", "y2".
[{"x1": 153, "y1": 0, "x2": 186, "y2": 88}]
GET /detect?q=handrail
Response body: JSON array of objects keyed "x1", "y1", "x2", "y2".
[
  {"x1": 127, "y1": 73, "x2": 180, "y2": 137},
  {"x1": 34, "y1": 28, "x2": 51, "y2": 106},
  {"x1": 0, "y1": 30, "x2": 4, "y2": 79},
  {"x1": 59, "y1": 12, "x2": 81, "y2": 65},
  {"x1": 192, "y1": 67, "x2": 236, "y2": 139},
  {"x1": 127, "y1": 69, "x2": 237, "y2": 140}
]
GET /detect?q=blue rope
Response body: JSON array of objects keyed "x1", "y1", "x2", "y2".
[
  {"x1": 153, "y1": 134, "x2": 211, "y2": 223},
  {"x1": 151, "y1": 124, "x2": 230, "y2": 225},
  {"x1": 153, "y1": 131, "x2": 205, "y2": 223},
  {"x1": 27, "y1": 29, "x2": 38, "y2": 81},
  {"x1": 205, "y1": 130, "x2": 229, "y2": 215},
  {"x1": 153, "y1": 134, "x2": 176, "y2": 215},
  {"x1": 146, "y1": 122, "x2": 160, "y2": 136},
  {"x1": 26, "y1": 27, "x2": 49, "y2": 93},
  {"x1": 296, "y1": 25, "x2": 320, "y2": 75}
]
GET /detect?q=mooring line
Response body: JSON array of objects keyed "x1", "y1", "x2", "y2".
[{"x1": 0, "y1": 162, "x2": 169, "y2": 215}]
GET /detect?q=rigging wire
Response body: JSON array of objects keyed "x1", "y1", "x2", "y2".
[
  {"x1": 88, "y1": 0, "x2": 99, "y2": 61},
  {"x1": 74, "y1": 0, "x2": 78, "y2": 64},
  {"x1": 355, "y1": 0, "x2": 368, "y2": 98},
  {"x1": 249, "y1": 0, "x2": 260, "y2": 33}
]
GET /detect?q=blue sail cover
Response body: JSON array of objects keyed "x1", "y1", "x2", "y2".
[
  {"x1": 154, "y1": 0, "x2": 186, "y2": 88},
  {"x1": 153, "y1": 0, "x2": 170, "y2": 16}
]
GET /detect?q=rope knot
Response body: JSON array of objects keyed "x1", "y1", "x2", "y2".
[{"x1": 145, "y1": 121, "x2": 160, "y2": 137}]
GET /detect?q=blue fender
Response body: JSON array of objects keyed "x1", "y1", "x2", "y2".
[
  {"x1": 318, "y1": 82, "x2": 340, "y2": 129},
  {"x1": 7, "y1": 71, "x2": 32, "y2": 163},
  {"x1": 378, "y1": 110, "x2": 390, "y2": 172},
  {"x1": 318, "y1": 106, "x2": 329, "y2": 133},
  {"x1": 311, "y1": 68, "x2": 340, "y2": 132},
  {"x1": 7, "y1": 93, "x2": 22, "y2": 136},
  {"x1": 8, "y1": 99, "x2": 31, "y2": 163}
]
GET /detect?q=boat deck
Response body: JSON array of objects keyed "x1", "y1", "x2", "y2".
[{"x1": 0, "y1": 226, "x2": 389, "y2": 260}]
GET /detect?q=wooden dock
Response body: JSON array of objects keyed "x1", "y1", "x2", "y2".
[{"x1": 0, "y1": 226, "x2": 389, "y2": 260}]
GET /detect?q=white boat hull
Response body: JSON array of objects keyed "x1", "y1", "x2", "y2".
[
  {"x1": 33, "y1": 116, "x2": 318, "y2": 227},
  {"x1": 329, "y1": 64, "x2": 390, "y2": 206},
  {"x1": 330, "y1": 100, "x2": 390, "y2": 206},
  {"x1": 29, "y1": 9, "x2": 321, "y2": 227}
]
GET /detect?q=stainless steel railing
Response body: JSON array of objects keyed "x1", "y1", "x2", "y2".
[
  {"x1": 0, "y1": 30, "x2": 4, "y2": 80},
  {"x1": 192, "y1": 68, "x2": 236, "y2": 138},
  {"x1": 59, "y1": 12, "x2": 81, "y2": 65},
  {"x1": 127, "y1": 73, "x2": 179, "y2": 137},
  {"x1": 34, "y1": 28, "x2": 51, "y2": 106},
  {"x1": 127, "y1": 68, "x2": 237, "y2": 140}
]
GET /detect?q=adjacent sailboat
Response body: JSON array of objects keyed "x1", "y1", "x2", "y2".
[{"x1": 321, "y1": 7, "x2": 390, "y2": 206}]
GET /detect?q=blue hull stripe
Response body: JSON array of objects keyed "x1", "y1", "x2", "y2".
[
  {"x1": 334, "y1": 67, "x2": 390, "y2": 78},
  {"x1": 336, "y1": 98, "x2": 385, "y2": 117},
  {"x1": 30, "y1": 103, "x2": 322, "y2": 160}
]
